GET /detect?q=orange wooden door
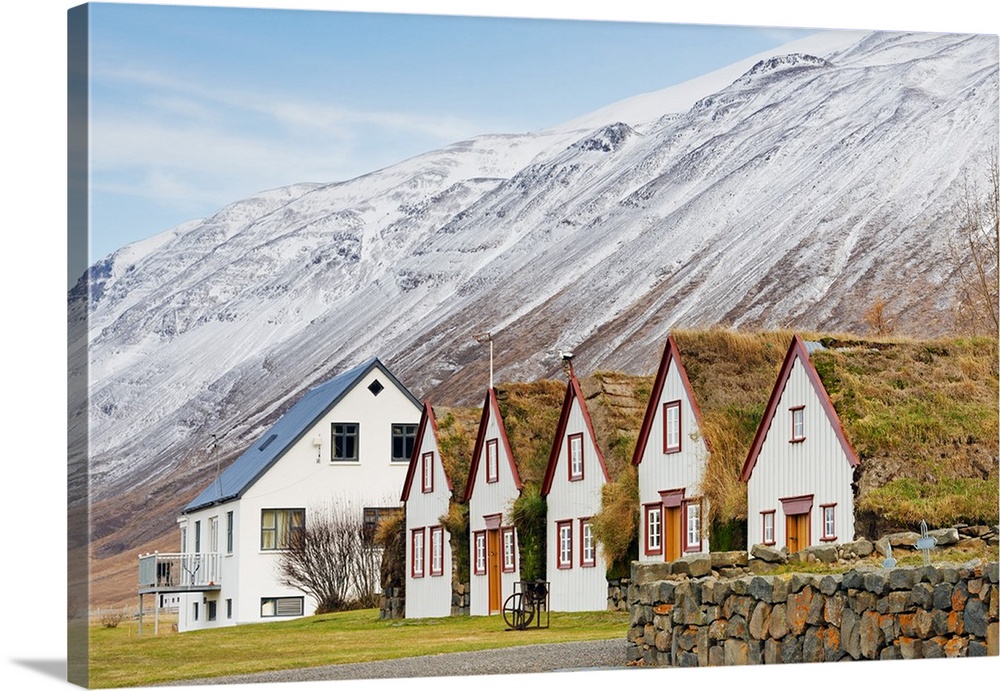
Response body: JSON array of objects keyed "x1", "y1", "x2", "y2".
[
  {"x1": 664, "y1": 507, "x2": 681, "y2": 562},
  {"x1": 487, "y1": 529, "x2": 501, "y2": 613},
  {"x1": 786, "y1": 513, "x2": 810, "y2": 552}
]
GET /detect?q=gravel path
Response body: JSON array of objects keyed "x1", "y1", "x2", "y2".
[{"x1": 162, "y1": 638, "x2": 633, "y2": 685}]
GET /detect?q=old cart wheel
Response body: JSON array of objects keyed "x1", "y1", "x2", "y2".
[{"x1": 502, "y1": 592, "x2": 534, "y2": 630}]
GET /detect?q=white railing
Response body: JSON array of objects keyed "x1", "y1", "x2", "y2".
[{"x1": 138, "y1": 552, "x2": 222, "y2": 590}]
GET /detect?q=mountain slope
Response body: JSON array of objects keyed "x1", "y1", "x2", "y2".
[{"x1": 72, "y1": 30, "x2": 999, "y2": 567}]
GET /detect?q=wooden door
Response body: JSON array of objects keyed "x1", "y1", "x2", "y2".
[
  {"x1": 487, "y1": 529, "x2": 501, "y2": 614},
  {"x1": 786, "y1": 513, "x2": 810, "y2": 552},
  {"x1": 664, "y1": 507, "x2": 682, "y2": 562}
]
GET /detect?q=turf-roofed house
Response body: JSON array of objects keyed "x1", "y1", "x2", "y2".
[
  {"x1": 464, "y1": 382, "x2": 563, "y2": 616},
  {"x1": 629, "y1": 331, "x2": 791, "y2": 563},
  {"x1": 742, "y1": 333, "x2": 999, "y2": 554},
  {"x1": 400, "y1": 400, "x2": 478, "y2": 619},
  {"x1": 138, "y1": 358, "x2": 422, "y2": 632}
]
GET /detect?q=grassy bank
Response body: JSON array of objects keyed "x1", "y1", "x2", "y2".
[{"x1": 88, "y1": 608, "x2": 630, "y2": 688}]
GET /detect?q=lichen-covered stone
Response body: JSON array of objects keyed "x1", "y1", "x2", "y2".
[
  {"x1": 819, "y1": 574, "x2": 842, "y2": 596},
  {"x1": 749, "y1": 601, "x2": 772, "y2": 639},
  {"x1": 910, "y1": 582, "x2": 934, "y2": 609},
  {"x1": 932, "y1": 582, "x2": 953, "y2": 610},
  {"x1": 786, "y1": 586, "x2": 813, "y2": 635},
  {"x1": 898, "y1": 636, "x2": 923, "y2": 659},
  {"x1": 635, "y1": 561, "x2": 673, "y2": 585},
  {"x1": 711, "y1": 551, "x2": 749, "y2": 568},
  {"x1": 863, "y1": 571, "x2": 890, "y2": 596},
  {"x1": 888, "y1": 566, "x2": 917, "y2": 591},
  {"x1": 726, "y1": 614, "x2": 748, "y2": 640},
  {"x1": 943, "y1": 637, "x2": 969, "y2": 658},
  {"x1": 963, "y1": 597, "x2": 989, "y2": 638},
  {"x1": 763, "y1": 638, "x2": 782, "y2": 664},
  {"x1": 877, "y1": 590, "x2": 913, "y2": 614},
  {"x1": 824, "y1": 592, "x2": 844, "y2": 627},
  {"x1": 859, "y1": 611, "x2": 885, "y2": 659},
  {"x1": 769, "y1": 603, "x2": 789, "y2": 640},
  {"x1": 899, "y1": 609, "x2": 934, "y2": 638},
  {"x1": 723, "y1": 639, "x2": 749, "y2": 666},
  {"x1": 750, "y1": 544, "x2": 787, "y2": 564},
  {"x1": 801, "y1": 626, "x2": 825, "y2": 662},
  {"x1": 674, "y1": 553, "x2": 712, "y2": 578}
]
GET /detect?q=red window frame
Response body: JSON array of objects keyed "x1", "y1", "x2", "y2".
[
  {"x1": 643, "y1": 503, "x2": 662, "y2": 556},
  {"x1": 761, "y1": 510, "x2": 776, "y2": 546},
  {"x1": 556, "y1": 520, "x2": 573, "y2": 569},
  {"x1": 501, "y1": 526, "x2": 516, "y2": 573},
  {"x1": 579, "y1": 518, "x2": 596, "y2": 568},
  {"x1": 682, "y1": 498, "x2": 702, "y2": 553},
  {"x1": 410, "y1": 528, "x2": 425, "y2": 578},
  {"x1": 790, "y1": 406, "x2": 806, "y2": 443},
  {"x1": 421, "y1": 451, "x2": 434, "y2": 493},
  {"x1": 663, "y1": 401, "x2": 681, "y2": 453},
  {"x1": 429, "y1": 525, "x2": 444, "y2": 576},
  {"x1": 568, "y1": 432, "x2": 584, "y2": 481},
  {"x1": 820, "y1": 503, "x2": 837, "y2": 542},
  {"x1": 485, "y1": 439, "x2": 499, "y2": 483},
  {"x1": 472, "y1": 530, "x2": 486, "y2": 575}
]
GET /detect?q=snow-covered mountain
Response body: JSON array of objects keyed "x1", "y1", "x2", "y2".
[{"x1": 71, "y1": 30, "x2": 998, "y2": 554}]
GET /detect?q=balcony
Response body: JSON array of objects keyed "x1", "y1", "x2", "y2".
[{"x1": 138, "y1": 552, "x2": 222, "y2": 594}]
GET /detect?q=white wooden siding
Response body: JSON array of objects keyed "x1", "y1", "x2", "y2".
[
  {"x1": 468, "y1": 402, "x2": 520, "y2": 616},
  {"x1": 746, "y1": 357, "x2": 855, "y2": 549},
  {"x1": 545, "y1": 396, "x2": 608, "y2": 611},
  {"x1": 637, "y1": 356, "x2": 711, "y2": 561},
  {"x1": 404, "y1": 415, "x2": 453, "y2": 619}
]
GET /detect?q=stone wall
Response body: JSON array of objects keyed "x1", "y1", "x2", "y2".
[
  {"x1": 379, "y1": 580, "x2": 471, "y2": 619},
  {"x1": 627, "y1": 558, "x2": 998, "y2": 666}
]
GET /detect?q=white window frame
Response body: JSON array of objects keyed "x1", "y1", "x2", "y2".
[
  {"x1": 791, "y1": 406, "x2": 805, "y2": 442},
  {"x1": 685, "y1": 501, "x2": 701, "y2": 552},
  {"x1": 473, "y1": 531, "x2": 487, "y2": 575},
  {"x1": 663, "y1": 401, "x2": 681, "y2": 453},
  {"x1": 421, "y1": 451, "x2": 434, "y2": 493},
  {"x1": 568, "y1": 432, "x2": 584, "y2": 481},
  {"x1": 580, "y1": 519, "x2": 596, "y2": 567},
  {"x1": 502, "y1": 527, "x2": 516, "y2": 573},
  {"x1": 762, "y1": 511, "x2": 775, "y2": 545},
  {"x1": 430, "y1": 526, "x2": 444, "y2": 576},
  {"x1": 645, "y1": 505, "x2": 662, "y2": 555},
  {"x1": 822, "y1": 504, "x2": 837, "y2": 541},
  {"x1": 486, "y1": 439, "x2": 499, "y2": 483}
]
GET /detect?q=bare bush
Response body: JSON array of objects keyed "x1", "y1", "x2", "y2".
[
  {"x1": 278, "y1": 504, "x2": 388, "y2": 614},
  {"x1": 99, "y1": 609, "x2": 126, "y2": 628},
  {"x1": 950, "y1": 149, "x2": 999, "y2": 336}
]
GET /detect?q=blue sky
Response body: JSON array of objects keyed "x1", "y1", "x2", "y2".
[{"x1": 85, "y1": 3, "x2": 819, "y2": 263}]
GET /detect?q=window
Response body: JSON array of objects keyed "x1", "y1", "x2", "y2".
[
  {"x1": 207, "y1": 600, "x2": 217, "y2": 621},
  {"x1": 644, "y1": 504, "x2": 662, "y2": 555},
  {"x1": 485, "y1": 439, "x2": 499, "y2": 483},
  {"x1": 261, "y1": 597, "x2": 304, "y2": 617},
  {"x1": 684, "y1": 500, "x2": 702, "y2": 552},
  {"x1": 226, "y1": 598, "x2": 232, "y2": 619},
  {"x1": 473, "y1": 531, "x2": 487, "y2": 575},
  {"x1": 762, "y1": 511, "x2": 776, "y2": 546},
  {"x1": 193, "y1": 602, "x2": 199, "y2": 621},
  {"x1": 502, "y1": 527, "x2": 516, "y2": 573},
  {"x1": 226, "y1": 511, "x2": 234, "y2": 554},
  {"x1": 392, "y1": 424, "x2": 417, "y2": 462},
  {"x1": 580, "y1": 519, "x2": 596, "y2": 567},
  {"x1": 821, "y1": 504, "x2": 837, "y2": 541},
  {"x1": 194, "y1": 521, "x2": 201, "y2": 553},
  {"x1": 363, "y1": 507, "x2": 400, "y2": 543},
  {"x1": 568, "y1": 433, "x2": 584, "y2": 481},
  {"x1": 411, "y1": 528, "x2": 425, "y2": 578},
  {"x1": 557, "y1": 521, "x2": 573, "y2": 569},
  {"x1": 260, "y1": 509, "x2": 304, "y2": 550},
  {"x1": 430, "y1": 526, "x2": 444, "y2": 576},
  {"x1": 791, "y1": 406, "x2": 805, "y2": 442},
  {"x1": 209, "y1": 516, "x2": 219, "y2": 553},
  {"x1": 663, "y1": 401, "x2": 681, "y2": 453},
  {"x1": 180, "y1": 527, "x2": 187, "y2": 554},
  {"x1": 331, "y1": 423, "x2": 359, "y2": 461},
  {"x1": 368, "y1": 379, "x2": 384, "y2": 396},
  {"x1": 421, "y1": 452, "x2": 434, "y2": 493}
]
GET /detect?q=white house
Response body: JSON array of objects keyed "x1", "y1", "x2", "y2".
[
  {"x1": 463, "y1": 388, "x2": 523, "y2": 616},
  {"x1": 740, "y1": 335, "x2": 859, "y2": 552},
  {"x1": 633, "y1": 334, "x2": 711, "y2": 562},
  {"x1": 540, "y1": 366, "x2": 610, "y2": 611},
  {"x1": 400, "y1": 401, "x2": 456, "y2": 619},
  {"x1": 140, "y1": 357, "x2": 422, "y2": 632}
]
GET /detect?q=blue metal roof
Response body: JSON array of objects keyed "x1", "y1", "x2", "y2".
[{"x1": 182, "y1": 357, "x2": 419, "y2": 513}]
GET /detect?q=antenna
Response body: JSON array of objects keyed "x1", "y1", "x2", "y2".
[{"x1": 473, "y1": 332, "x2": 494, "y2": 389}]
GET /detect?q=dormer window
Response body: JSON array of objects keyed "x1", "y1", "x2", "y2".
[{"x1": 790, "y1": 406, "x2": 805, "y2": 443}]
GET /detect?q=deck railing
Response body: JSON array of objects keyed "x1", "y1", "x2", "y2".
[{"x1": 138, "y1": 552, "x2": 222, "y2": 590}]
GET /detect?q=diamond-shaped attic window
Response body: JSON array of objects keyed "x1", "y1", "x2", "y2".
[{"x1": 368, "y1": 379, "x2": 384, "y2": 396}]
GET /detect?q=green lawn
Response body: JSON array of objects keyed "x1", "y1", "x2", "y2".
[{"x1": 87, "y1": 608, "x2": 630, "y2": 688}]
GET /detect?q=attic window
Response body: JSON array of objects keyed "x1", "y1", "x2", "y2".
[
  {"x1": 258, "y1": 434, "x2": 277, "y2": 452},
  {"x1": 368, "y1": 379, "x2": 384, "y2": 396}
]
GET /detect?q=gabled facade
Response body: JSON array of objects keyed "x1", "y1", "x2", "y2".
[
  {"x1": 740, "y1": 335, "x2": 859, "y2": 552},
  {"x1": 463, "y1": 388, "x2": 522, "y2": 616},
  {"x1": 633, "y1": 335, "x2": 712, "y2": 562},
  {"x1": 400, "y1": 401, "x2": 455, "y2": 619},
  {"x1": 540, "y1": 367, "x2": 610, "y2": 611},
  {"x1": 168, "y1": 358, "x2": 422, "y2": 631}
]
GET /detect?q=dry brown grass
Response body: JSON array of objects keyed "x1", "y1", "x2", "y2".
[
  {"x1": 433, "y1": 404, "x2": 482, "y2": 499},
  {"x1": 583, "y1": 371, "x2": 653, "y2": 482},
  {"x1": 494, "y1": 380, "x2": 566, "y2": 485}
]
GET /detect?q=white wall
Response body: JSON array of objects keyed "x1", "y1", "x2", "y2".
[
  {"x1": 404, "y1": 414, "x2": 454, "y2": 619},
  {"x1": 545, "y1": 394, "x2": 608, "y2": 612},
  {"x1": 746, "y1": 356, "x2": 855, "y2": 550},
  {"x1": 468, "y1": 397, "x2": 520, "y2": 616},
  {"x1": 637, "y1": 354, "x2": 711, "y2": 561}
]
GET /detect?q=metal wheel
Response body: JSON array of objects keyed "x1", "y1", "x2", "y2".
[{"x1": 501, "y1": 592, "x2": 534, "y2": 630}]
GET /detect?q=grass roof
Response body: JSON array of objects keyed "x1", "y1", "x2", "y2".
[
  {"x1": 493, "y1": 380, "x2": 566, "y2": 486},
  {"x1": 431, "y1": 405, "x2": 482, "y2": 501}
]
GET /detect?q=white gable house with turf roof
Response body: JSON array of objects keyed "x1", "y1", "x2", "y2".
[
  {"x1": 740, "y1": 335, "x2": 860, "y2": 554},
  {"x1": 159, "y1": 358, "x2": 422, "y2": 632},
  {"x1": 400, "y1": 401, "x2": 457, "y2": 619}
]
